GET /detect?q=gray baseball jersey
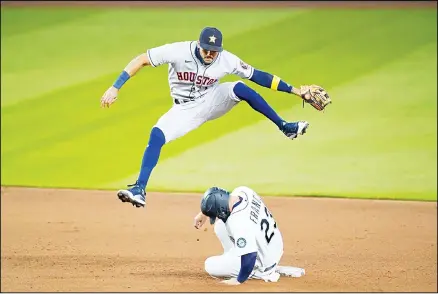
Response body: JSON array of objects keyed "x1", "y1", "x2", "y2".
[{"x1": 146, "y1": 41, "x2": 254, "y2": 103}]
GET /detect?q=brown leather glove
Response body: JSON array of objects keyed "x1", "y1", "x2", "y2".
[{"x1": 300, "y1": 85, "x2": 332, "y2": 111}]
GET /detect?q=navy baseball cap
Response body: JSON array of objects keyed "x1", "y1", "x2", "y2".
[{"x1": 199, "y1": 27, "x2": 223, "y2": 52}]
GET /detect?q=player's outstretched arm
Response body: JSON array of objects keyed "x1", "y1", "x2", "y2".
[
  {"x1": 100, "y1": 53, "x2": 151, "y2": 108},
  {"x1": 249, "y1": 69, "x2": 331, "y2": 111},
  {"x1": 249, "y1": 68, "x2": 302, "y2": 97}
]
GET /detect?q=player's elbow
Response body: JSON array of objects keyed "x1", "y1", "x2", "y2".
[
  {"x1": 137, "y1": 53, "x2": 151, "y2": 66},
  {"x1": 124, "y1": 53, "x2": 151, "y2": 76}
]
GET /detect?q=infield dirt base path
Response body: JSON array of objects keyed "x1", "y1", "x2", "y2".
[{"x1": 1, "y1": 187, "x2": 436, "y2": 292}]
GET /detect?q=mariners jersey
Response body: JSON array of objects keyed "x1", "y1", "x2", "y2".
[
  {"x1": 225, "y1": 186, "x2": 283, "y2": 271},
  {"x1": 146, "y1": 41, "x2": 254, "y2": 103}
]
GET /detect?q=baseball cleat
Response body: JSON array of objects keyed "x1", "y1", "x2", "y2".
[
  {"x1": 117, "y1": 182, "x2": 146, "y2": 208},
  {"x1": 280, "y1": 120, "x2": 309, "y2": 140},
  {"x1": 261, "y1": 271, "x2": 281, "y2": 283}
]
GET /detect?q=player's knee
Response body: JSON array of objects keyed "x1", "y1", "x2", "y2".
[
  {"x1": 204, "y1": 257, "x2": 217, "y2": 277},
  {"x1": 204, "y1": 256, "x2": 226, "y2": 278},
  {"x1": 205, "y1": 256, "x2": 237, "y2": 278},
  {"x1": 232, "y1": 81, "x2": 247, "y2": 96},
  {"x1": 149, "y1": 127, "x2": 166, "y2": 147},
  {"x1": 234, "y1": 80, "x2": 246, "y2": 87},
  {"x1": 232, "y1": 81, "x2": 255, "y2": 102}
]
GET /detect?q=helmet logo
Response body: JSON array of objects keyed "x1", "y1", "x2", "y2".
[{"x1": 209, "y1": 35, "x2": 217, "y2": 44}]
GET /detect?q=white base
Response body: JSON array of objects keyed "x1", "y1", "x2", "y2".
[{"x1": 276, "y1": 266, "x2": 306, "y2": 278}]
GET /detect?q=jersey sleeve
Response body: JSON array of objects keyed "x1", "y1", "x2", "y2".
[
  {"x1": 146, "y1": 42, "x2": 181, "y2": 67},
  {"x1": 230, "y1": 53, "x2": 254, "y2": 80},
  {"x1": 228, "y1": 214, "x2": 257, "y2": 256}
]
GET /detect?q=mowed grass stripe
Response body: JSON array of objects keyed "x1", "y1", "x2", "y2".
[
  {"x1": 1, "y1": 8, "x2": 298, "y2": 106},
  {"x1": 0, "y1": 7, "x2": 103, "y2": 37}
]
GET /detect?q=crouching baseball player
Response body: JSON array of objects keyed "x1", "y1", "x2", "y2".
[{"x1": 194, "y1": 186, "x2": 305, "y2": 285}]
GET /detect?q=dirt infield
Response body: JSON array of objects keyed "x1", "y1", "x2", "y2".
[{"x1": 1, "y1": 187, "x2": 436, "y2": 292}]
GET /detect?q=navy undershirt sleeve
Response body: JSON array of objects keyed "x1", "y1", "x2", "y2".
[
  {"x1": 250, "y1": 69, "x2": 293, "y2": 93},
  {"x1": 237, "y1": 252, "x2": 257, "y2": 283}
]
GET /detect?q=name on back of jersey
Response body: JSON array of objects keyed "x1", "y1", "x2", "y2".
[
  {"x1": 176, "y1": 71, "x2": 218, "y2": 86},
  {"x1": 249, "y1": 193, "x2": 263, "y2": 224}
]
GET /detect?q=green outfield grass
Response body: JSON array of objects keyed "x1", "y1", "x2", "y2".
[{"x1": 1, "y1": 7, "x2": 436, "y2": 201}]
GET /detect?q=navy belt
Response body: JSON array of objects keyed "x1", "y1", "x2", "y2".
[{"x1": 174, "y1": 93, "x2": 208, "y2": 105}]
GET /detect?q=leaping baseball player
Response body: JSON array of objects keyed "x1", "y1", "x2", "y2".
[
  {"x1": 194, "y1": 186, "x2": 305, "y2": 285},
  {"x1": 100, "y1": 27, "x2": 331, "y2": 208}
]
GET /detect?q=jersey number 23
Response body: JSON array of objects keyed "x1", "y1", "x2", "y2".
[{"x1": 260, "y1": 206, "x2": 277, "y2": 244}]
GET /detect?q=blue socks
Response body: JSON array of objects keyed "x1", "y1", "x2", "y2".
[
  {"x1": 233, "y1": 82, "x2": 285, "y2": 128},
  {"x1": 137, "y1": 127, "x2": 166, "y2": 190}
]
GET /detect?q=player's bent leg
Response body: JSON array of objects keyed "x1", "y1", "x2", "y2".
[
  {"x1": 201, "y1": 81, "x2": 242, "y2": 122},
  {"x1": 233, "y1": 82, "x2": 310, "y2": 140},
  {"x1": 154, "y1": 104, "x2": 205, "y2": 144},
  {"x1": 137, "y1": 126, "x2": 165, "y2": 188},
  {"x1": 204, "y1": 252, "x2": 282, "y2": 282},
  {"x1": 233, "y1": 81, "x2": 284, "y2": 128},
  {"x1": 214, "y1": 220, "x2": 234, "y2": 253},
  {"x1": 204, "y1": 254, "x2": 241, "y2": 279},
  {"x1": 117, "y1": 126, "x2": 165, "y2": 208},
  {"x1": 118, "y1": 104, "x2": 207, "y2": 208}
]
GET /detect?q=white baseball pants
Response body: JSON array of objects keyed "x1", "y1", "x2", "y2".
[
  {"x1": 154, "y1": 81, "x2": 242, "y2": 143},
  {"x1": 204, "y1": 220, "x2": 281, "y2": 282}
]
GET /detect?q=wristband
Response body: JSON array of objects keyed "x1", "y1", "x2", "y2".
[{"x1": 113, "y1": 71, "x2": 131, "y2": 90}]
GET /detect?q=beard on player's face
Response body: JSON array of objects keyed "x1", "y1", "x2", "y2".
[{"x1": 200, "y1": 48, "x2": 219, "y2": 64}]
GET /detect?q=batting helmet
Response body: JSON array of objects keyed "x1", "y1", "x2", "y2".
[
  {"x1": 199, "y1": 27, "x2": 223, "y2": 52},
  {"x1": 200, "y1": 186, "x2": 230, "y2": 224}
]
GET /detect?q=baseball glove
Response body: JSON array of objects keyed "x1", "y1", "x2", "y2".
[{"x1": 300, "y1": 85, "x2": 331, "y2": 111}]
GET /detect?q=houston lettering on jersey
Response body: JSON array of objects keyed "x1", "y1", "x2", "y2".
[{"x1": 176, "y1": 72, "x2": 218, "y2": 86}]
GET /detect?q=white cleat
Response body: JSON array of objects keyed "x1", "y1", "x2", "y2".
[
  {"x1": 297, "y1": 121, "x2": 310, "y2": 136},
  {"x1": 262, "y1": 271, "x2": 281, "y2": 283},
  {"x1": 280, "y1": 121, "x2": 310, "y2": 140}
]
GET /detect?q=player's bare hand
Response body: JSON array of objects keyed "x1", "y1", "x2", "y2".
[
  {"x1": 194, "y1": 212, "x2": 207, "y2": 229},
  {"x1": 100, "y1": 86, "x2": 119, "y2": 108},
  {"x1": 220, "y1": 278, "x2": 241, "y2": 285}
]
